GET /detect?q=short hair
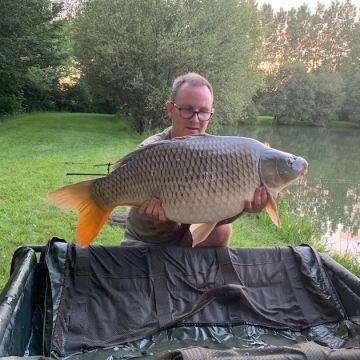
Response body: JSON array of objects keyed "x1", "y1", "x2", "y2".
[{"x1": 170, "y1": 72, "x2": 213, "y2": 102}]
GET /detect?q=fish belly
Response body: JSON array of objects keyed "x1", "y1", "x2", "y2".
[{"x1": 91, "y1": 135, "x2": 262, "y2": 223}]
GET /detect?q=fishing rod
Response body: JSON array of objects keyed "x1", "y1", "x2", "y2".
[
  {"x1": 298, "y1": 178, "x2": 360, "y2": 185},
  {"x1": 65, "y1": 162, "x2": 113, "y2": 176}
]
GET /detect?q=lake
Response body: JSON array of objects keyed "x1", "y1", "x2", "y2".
[{"x1": 217, "y1": 125, "x2": 360, "y2": 255}]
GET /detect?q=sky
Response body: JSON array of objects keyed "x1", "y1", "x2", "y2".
[{"x1": 257, "y1": 0, "x2": 360, "y2": 12}]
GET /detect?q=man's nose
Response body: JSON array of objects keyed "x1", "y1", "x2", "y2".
[{"x1": 189, "y1": 111, "x2": 200, "y2": 121}]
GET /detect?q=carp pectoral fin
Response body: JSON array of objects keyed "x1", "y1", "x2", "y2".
[
  {"x1": 190, "y1": 222, "x2": 217, "y2": 247},
  {"x1": 47, "y1": 180, "x2": 114, "y2": 247},
  {"x1": 265, "y1": 193, "x2": 281, "y2": 227}
]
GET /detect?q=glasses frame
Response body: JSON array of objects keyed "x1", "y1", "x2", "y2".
[{"x1": 171, "y1": 101, "x2": 213, "y2": 121}]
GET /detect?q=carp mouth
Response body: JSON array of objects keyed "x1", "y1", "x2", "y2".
[
  {"x1": 301, "y1": 163, "x2": 309, "y2": 176},
  {"x1": 281, "y1": 158, "x2": 308, "y2": 180}
]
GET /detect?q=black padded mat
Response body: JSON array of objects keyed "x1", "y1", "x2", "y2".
[{"x1": 50, "y1": 244, "x2": 346, "y2": 356}]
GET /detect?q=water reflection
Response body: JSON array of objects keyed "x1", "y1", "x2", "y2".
[
  {"x1": 286, "y1": 180, "x2": 359, "y2": 253},
  {"x1": 218, "y1": 125, "x2": 360, "y2": 254}
]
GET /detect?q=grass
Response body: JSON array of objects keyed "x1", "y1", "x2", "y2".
[
  {"x1": 0, "y1": 112, "x2": 359, "y2": 291},
  {"x1": 0, "y1": 112, "x2": 142, "y2": 288},
  {"x1": 257, "y1": 116, "x2": 274, "y2": 124},
  {"x1": 231, "y1": 195, "x2": 322, "y2": 248}
]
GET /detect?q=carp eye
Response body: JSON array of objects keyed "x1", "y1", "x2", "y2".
[{"x1": 288, "y1": 156, "x2": 297, "y2": 165}]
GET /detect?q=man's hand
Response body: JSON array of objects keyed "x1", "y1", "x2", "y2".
[
  {"x1": 217, "y1": 186, "x2": 268, "y2": 226},
  {"x1": 244, "y1": 186, "x2": 268, "y2": 213},
  {"x1": 138, "y1": 197, "x2": 181, "y2": 233},
  {"x1": 139, "y1": 187, "x2": 267, "y2": 232},
  {"x1": 138, "y1": 198, "x2": 167, "y2": 223}
]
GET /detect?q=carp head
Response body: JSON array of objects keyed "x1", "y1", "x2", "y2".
[
  {"x1": 258, "y1": 146, "x2": 308, "y2": 227},
  {"x1": 259, "y1": 147, "x2": 308, "y2": 199}
]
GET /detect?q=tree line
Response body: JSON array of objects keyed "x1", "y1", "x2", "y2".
[
  {"x1": 258, "y1": 0, "x2": 360, "y2": 126},
  {"x1": 1, "y1": 0, "x2": 359, "y2": 131}
]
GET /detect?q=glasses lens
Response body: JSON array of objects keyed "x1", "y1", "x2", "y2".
[
  {"x1": 180, "y1": 108, "x2": 194, "y2": 119},
  {"x1": 179, "y1": 108, "x2": 212, "y2": 121},
  {"x1": 198, "y1": 112, "x2": 212, "y2": 121}
]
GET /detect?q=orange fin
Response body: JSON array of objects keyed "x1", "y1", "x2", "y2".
[
  {"x1": 48, "y1": 180, "x2": 94, "y2": 210},
  {"x1": 47, "y1": 180, "x2": 114, "y2": 247},
  {"x1": 190, "y1": 222, "x2": 217, "y2": 247},
  {"x1": 76, "y1": 203, "x2": 113, "y2": 247},
  {"x1": 265, "y1": 193, "x2": 281, "y2": 227}
]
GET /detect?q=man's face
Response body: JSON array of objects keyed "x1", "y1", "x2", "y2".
[{"x1": 166, "y1": 83, "x2": 213, "y2": 139}]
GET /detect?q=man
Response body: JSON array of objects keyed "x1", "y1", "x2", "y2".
[{"x1": 121, "y1": 72, "x2": 267, "y2": 247}]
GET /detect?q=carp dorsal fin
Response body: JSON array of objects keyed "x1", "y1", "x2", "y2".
[
  {"x1": 190, "y1": 221, "x2": 218, "y2": 247},
  {"x1": 172, "y1": 134, "x2": 207, "y2": 140},
  {"x1": 265, "y1": 193, "x2": 281, "y2": 227},
  {"x1": 113, "y1": 134, "x2": 208, "y2": 170},
  {"x1": 113, "y1": 143, "x2": 161, "y2": 170}
]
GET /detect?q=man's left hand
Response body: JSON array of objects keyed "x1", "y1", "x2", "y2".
[{"x1": 244, "y1": 186, "x2": 267, "y2": 213}]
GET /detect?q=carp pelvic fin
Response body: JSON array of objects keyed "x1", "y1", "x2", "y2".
[
  {"x1": 265, "y1": 193, "x2": 281, "y2": 227},
  {"x1": 190, "y1": 221, "x2": 217, "y2": 247},
  {"x1": 47, "y1": 180, "x2": 114, "y2": 247}
]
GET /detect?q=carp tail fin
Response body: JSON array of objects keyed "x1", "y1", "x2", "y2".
[
  {"x1": 76, "y1": 204, "x2": 113, "y2": 247},
  {"x1": 47, "y1": 180, "x2": 114, "y2": 247}
]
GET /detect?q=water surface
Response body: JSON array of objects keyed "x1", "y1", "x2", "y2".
[{"x1": 218, "y1": 125, "x2": 360, "y2": 254}]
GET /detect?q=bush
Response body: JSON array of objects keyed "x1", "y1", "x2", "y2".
[{"x1": 0, "y1": 94, "x2": 22, "y2": 115}]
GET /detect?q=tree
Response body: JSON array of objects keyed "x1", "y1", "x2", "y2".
[
  {"x1": 259, "y1": 0, "x2": 359, "y2": 71},
  {"x1": 0, "y1": 0, "x2": 66, "y2": 114},
  {"x1": 284, "y1": 5, "x2": 313, "y2": 64},
  {"x1": 341, "y1": 72, "x2": 360, "y2": 127},
  {"x1": 261, "y1": 63, "x2": 315, "y2": 123},
  {"x1": 337, "y1": 21, "x2": 360, "y2": 126},
  {"x1": 258, "y1": 4, "x2": 288, "y2": 69},
  {"x1": 310, "y1": 68, "x2": 345, "y2": 125},
  {"x1": 70, "y1": 0, "x2": 263, "y2": 132},
  {"x1": 315, "y1": 0, "x2": 358, "y2": 69}
]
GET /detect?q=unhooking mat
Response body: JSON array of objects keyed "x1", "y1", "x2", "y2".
[{"x1": 46, "y1": 240, "x2": 358, "y2": 356}]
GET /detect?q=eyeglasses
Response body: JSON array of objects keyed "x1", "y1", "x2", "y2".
[{"x1": 171, "y1": 101, "x2": 213, "y2": 121}]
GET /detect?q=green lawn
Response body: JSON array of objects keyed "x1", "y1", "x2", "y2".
[
  {"x1": 0, "y1": 112, "x2": 357, "y2": 290},
  {"x1": 0, "y1": 113, "x2": 142, "y2": 288}
]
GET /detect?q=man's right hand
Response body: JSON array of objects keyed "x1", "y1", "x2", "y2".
[
  {"x1": 138, "y1": 198, "x2": 167, "y2": 223},
  {"x1": 138, "y1": 197, "x2": 181, "y2": 233}
]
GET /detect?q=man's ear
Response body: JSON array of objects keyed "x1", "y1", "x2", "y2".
[{"x1": 165, "y1": 101, "x2": 174, "y2": 117}]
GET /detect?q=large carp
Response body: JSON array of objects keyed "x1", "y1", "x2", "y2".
[{"x1": 48, "y1": 134, "x2": 308, "y2": 247}]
